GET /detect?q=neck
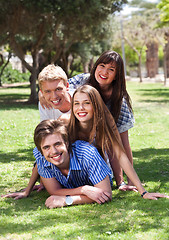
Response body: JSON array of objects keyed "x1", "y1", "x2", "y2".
[
  {"x1": 99, "y1": 84, "x2": 113, "y2": 101},
  {"x1": 78, "y1": 120, "x2": 92, "y2": 141}
]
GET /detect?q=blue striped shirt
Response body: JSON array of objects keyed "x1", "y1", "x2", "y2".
[
  {"x1": 68, "y1": 73, "x2": 135, "y2": 133},
  {"x1": 33, "y1": 140, "x2": 113, "y2": 188}
]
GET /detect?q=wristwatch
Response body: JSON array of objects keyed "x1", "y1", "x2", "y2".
[{"x1": 65, "y1": 195, "x2": 73, "y2": 206}]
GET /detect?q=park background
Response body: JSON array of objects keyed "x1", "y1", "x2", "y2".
[{"x1": 0, "y1": 0, "x2": 169, "y2": 239}]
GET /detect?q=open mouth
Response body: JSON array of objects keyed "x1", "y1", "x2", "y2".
[
  {"x1": 78, "y1": 112, "x2": 87, "y2": 117},
  {"x1": 52, "y1": 99, "x2": 60, "y2": 105},
  {"x1": 99, "y1": 74, "x2": 107, "y2": 80},
  {"x1": 52, "y1": 153, "x2": 62, "y2": 161}
]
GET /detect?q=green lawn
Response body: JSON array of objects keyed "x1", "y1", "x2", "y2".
[{"x1": 0, "y1": 82, "x2": 169, "y2": 240}]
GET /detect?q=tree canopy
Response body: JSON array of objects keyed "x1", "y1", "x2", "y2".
[{"x1": 0, "y1": 0, "x2": 127, "y2": 102}]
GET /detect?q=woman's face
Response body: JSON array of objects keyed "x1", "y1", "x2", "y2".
[
  {"x1": 95, "y1": 62, "x2": 116, "y2": 87},
  {"x1": 73, "y1": 92, "x2": 94, "y2": 124}
]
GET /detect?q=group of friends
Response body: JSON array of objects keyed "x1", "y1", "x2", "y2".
[{"x1": 2, "y1": 50, "x2": 169, "y2": 208}]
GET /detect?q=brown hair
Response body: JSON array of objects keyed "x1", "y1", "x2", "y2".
[
  {"x1": 34, "y1": 119, "x2": 69, "y2": 154},
  {"x1": 68, "y1": 85, "x2": 124, "y2": 159}
]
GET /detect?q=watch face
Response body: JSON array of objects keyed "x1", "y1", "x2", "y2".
[{"x1": 66, "y1": 196, "x2": 73, "y2": 205}]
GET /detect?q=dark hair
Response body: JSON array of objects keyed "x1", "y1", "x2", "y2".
[
  {"x1": 87, "y1": 50, "x2": 132, "y2": 123},
  {"x1": 34, "y1": 119, "x2": 69, "y2": 154}
]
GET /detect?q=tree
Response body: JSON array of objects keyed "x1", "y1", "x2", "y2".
[
  {"x1": 157, "y1": 0, "x2": 169, "y2": 25},
  {"x1": 157, "y1": 0, "x2": 169, "y2": 82},
  {"x1": 0, "y1": 0, "x2": 127, "y2": 103}
]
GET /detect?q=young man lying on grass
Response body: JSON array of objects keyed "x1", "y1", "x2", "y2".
[
  {"x1": 2, "y1": 119, "x2": 169, "y2": 208},
  {"x1": 2, "y1": 120, "x2": 112, "y2": 208}
]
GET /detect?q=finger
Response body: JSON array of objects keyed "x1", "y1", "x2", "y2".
[
  {"x1": 2, "y1": 194, "x2": 15, "y2": 198},
  {"x1": 103, "y1": 192, "x2": 112, "y2": 201}
]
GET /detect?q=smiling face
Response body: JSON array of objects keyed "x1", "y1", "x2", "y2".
[
  {"x1": 41, "y1": 79, "x2": 69, "y2": 110},
  {"x1": 73, "y1": 92, "x2": 94, "y2": 124},
  {"x1": 41, "y1": 133, "x2": 69, "y2": 169},
  {"x1": 95, "y1": 62, "x2": 116, "y2": 87}
]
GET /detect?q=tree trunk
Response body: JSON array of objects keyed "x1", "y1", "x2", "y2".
[
  {"x1": 0, "y1": 52, "x2": 11, "y2": 86},
  {"x1": 28, "y1": 52, "x2": 39, "y2": 104},
  {"x1": 138, "y1": 54, "x2": 142, "y2": 83},
  {"x1": 146, "y1": 41, "x2": 159, "y2": 78},
  {"x1": 164, "y1": 32, "x2": 169, "y2": 78},
  {"x1": 83, "y1": 62, "x2": 89, "y2": 73}
]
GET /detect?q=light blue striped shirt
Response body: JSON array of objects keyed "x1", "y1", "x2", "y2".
[{"x1": 33, "y1": 140, "x2": 113, "y2": 188}]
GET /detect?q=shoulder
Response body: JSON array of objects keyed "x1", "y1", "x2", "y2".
[
  {"x1": 72, "y1": 140, "x2": 102, "y2": 163},
  {"x1": 72, "y1": 140, "x2": 97, "y2": 153},
  {"x1": 58, "y1": 113, "x2": 71, "y2": 125},
  {"x1": 68, "y1": 73, "x2": 90, "y2": 89},
  {"x1": 39, "y1": 102, "x2": 63, "y2": 121}
]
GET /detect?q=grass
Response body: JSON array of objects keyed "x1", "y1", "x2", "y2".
[{"x1": 0, "y1": 82, "x2": 169, "y2": 240}]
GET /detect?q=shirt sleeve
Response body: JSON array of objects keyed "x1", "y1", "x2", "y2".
[
  {"x1": 68, "y1": 73, "x2": 90, "y2": 89},
  {"x1": 39, "y1": 102, "x2": 50, "y2": 122},
  {"x1": 116, "y1": 98, "x2": 135, "y2": 133}
]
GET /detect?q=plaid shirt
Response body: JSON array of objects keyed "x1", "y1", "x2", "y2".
[
  {"x1": 33, "y1": 140, "x2": 113, "y2": 188},
  {"x1": 68, "y1": 73, "x2": 134, "y2": 133}
]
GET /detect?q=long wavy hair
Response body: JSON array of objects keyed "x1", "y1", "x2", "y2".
[
  {"x1": 87, "y1": 50, "x2": 133, "y2": 123},
  {"x1": 68, "y1": 85, "x2": 124, "y2": 159}
]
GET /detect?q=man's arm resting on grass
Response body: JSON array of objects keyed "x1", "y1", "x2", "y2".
[
  {"x1": 1, "y1": 164, "x2": 40, "y2": 200},
  {"x1": 42, "y1": 175, "x2": 112, "y2": 208}
]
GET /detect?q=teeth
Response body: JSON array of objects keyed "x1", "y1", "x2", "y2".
[
  {"x1": 100, "y1": 75, "x2": 106, "y2": 79},
  {"x1": 52, "y1": 155, "x2": 60, "y2": 160},
  {"x1": 78, "y1": 113, "x2": 87, "y2": 117},
  {"x1": 52, "y1": 100, "x2": 59, "y2": 104}
]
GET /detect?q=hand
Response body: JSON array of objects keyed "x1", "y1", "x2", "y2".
[
  {"x1": 1, "y1": 191, "x2": 28, "y2": 200},
  {"x1": 45, "y1": 195, "x2": 66, "y2": 208},
  {"x1": 143, "y1": 192, "x2": 169, "y2": 200},
  {"x1": 82, "y1": 185, "x2": 112, "y2": 204},
  {"x1": 21, "y1": 184, "x2": 45, "y2": 193},
  {"x1": 38, "y1": 90, "x2": 52, "y2": 109},
  {"x1": 119, "y1": 184, "x2": 138, "y2": 192}
]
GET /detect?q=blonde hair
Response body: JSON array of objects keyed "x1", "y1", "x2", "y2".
[
  {"x1": 68, "y1": 85, "x2": 124, "y2": 159},
  {"x1": 38, "y1": 64, "x2": 68, "y2": 89}
]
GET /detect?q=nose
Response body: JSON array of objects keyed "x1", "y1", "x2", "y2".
[
  {"x1": 79, "y1": 103, "x2": 85, "y2": 110},
  {"x1": 102, "y1": 67, "x2": 108, "y2": 75},
  {"x1": 51, "y1": 91, "x2": 58, "y2": 99},
  {"x1": 51, "y1": 145, "x2": 58, "y2": 154}
]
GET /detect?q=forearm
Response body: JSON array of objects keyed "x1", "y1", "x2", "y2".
[
  {"x1": 68, "y1": 195, "x2": 95, "y2": 205},
  {"x1": 108, "y1": 153, "x2": 124, "y2": 186},
  {"x1": 119, "y1": 152, "x2": 145, "y2": 194},
  {"x1": 120, "y1": 131, "x2": 133, "y2": 165},
  {"x1": 25, "y1": 164, "x2": 40, "y2": 196}
]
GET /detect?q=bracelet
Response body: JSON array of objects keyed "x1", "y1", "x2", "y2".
[
  {"x1": 141, "y1": 191, "x2": 148, "y2": 198},
  {"x1": 118, "y1": 181, "x2": 126, "y2": 189}
]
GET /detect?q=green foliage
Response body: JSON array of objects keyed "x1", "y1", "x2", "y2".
[
  {"x1": 157, "y1": 0, "x2": 169, "y2": 25},
  {"x1": 0, "y1": 64, "x2": 31, "y2": 84},
  {"x1": 0, "y1": 82, "x2": 169, "y2": 239}
]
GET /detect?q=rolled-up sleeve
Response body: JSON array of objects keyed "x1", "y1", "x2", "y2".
[{"x1": 116, "y1": 98, "x2": 135, "y2": 133}]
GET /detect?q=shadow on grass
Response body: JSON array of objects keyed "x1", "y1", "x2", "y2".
[
  {"x1": 0, "y1": 148, "x2": 35, "y2": 164},
  {"x1": 0, "y1": 85, "x2": 38, "y2": 110},
  {"x1": 132, "y1": 148, "x2": 169, "y2": 183},
  {"x1": 1, "y1": 193, "x2": 169, "y2": 238},
  {"x1": 0, "y1": 95, "x2": 38, "y2": 110},
  {"x1": 136, "y1": 88, "x2": 169, "y2": 103}
]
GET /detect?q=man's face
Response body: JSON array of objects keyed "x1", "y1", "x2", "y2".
[
  {"x1": 41, "y1": 133, "x2": 69, "y2": 169},
  {"x1": 41, "y1": 80, "x2": 69, "y2": 109}
]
